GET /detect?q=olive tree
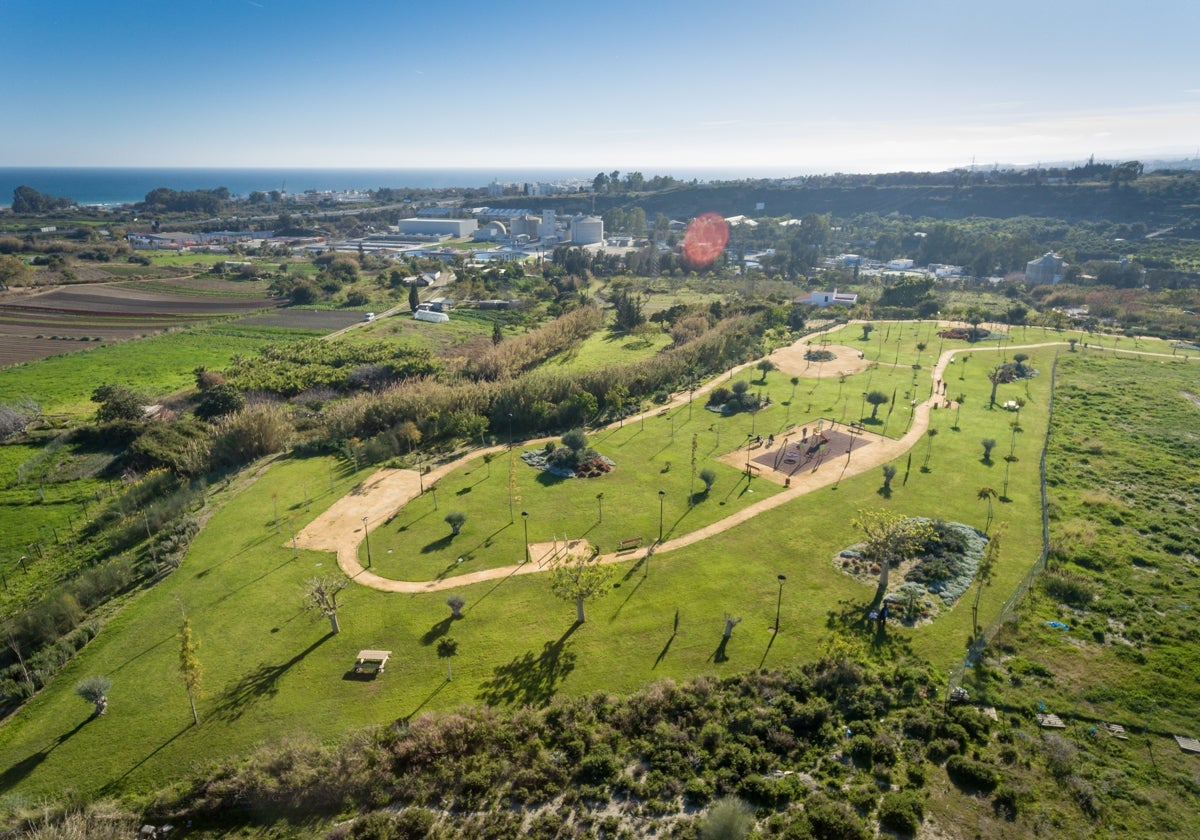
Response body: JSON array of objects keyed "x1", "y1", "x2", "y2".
[
  {"x1": 853, "y1": 510, "x2": 935, "y2": 609},
  {"x1": 550, "y1": 553, "x2": 613, "y2": 624},
  {"x1": 75, "y1": 676, "x2": 112, "y2": 718}
]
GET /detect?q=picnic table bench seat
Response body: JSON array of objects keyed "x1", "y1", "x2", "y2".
[{"x1": 354, "y1": 649, "x2": 392, "y2": 675}]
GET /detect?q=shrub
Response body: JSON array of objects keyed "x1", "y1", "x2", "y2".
[
  {"x1": 1041, "y1": 570, "x2": 1095, "y2": 607},
  {"x1": 877, "y1": 790, "x2": 924, "y2": 834},
  {"x1": 945, "y1": 755, "x2": 1000, "y2": 792}
]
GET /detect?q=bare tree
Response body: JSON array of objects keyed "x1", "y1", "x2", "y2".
[{"x1": 305, "y1": 575, "x2": 349, "y2": 634}]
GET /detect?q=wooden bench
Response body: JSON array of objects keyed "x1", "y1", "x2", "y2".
[
  {"x1": 617, "y1": 537, "x2": 644, "y2": 551},
  {"x1": 354, "y1": 649, "x2": 392, "y2": 676}
]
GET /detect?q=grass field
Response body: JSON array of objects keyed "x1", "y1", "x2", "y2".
[
  {"x1": 0, "y1": 321, "x2": 1077, "y2": 801},
  {"x1": 0, "y1": 325, "x2": 316, "y2": 415},
  {"x1": 540, "y1": 326, "x2": 673, "y2": 373}
]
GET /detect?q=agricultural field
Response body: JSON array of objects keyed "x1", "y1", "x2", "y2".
[{"x1": 0, "y1": 280, "x2": 282, "y2": 367}]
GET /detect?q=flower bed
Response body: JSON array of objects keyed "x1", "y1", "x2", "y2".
[{"x1": 834, "y1": 519, "x2": 988, "y2": 624}]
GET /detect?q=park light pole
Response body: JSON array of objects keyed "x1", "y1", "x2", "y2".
[
  {"x1": 361, "y1": 516, "x2": 372, "y2": 567},
  {"x1": 658, "y1": 490, "x2": 666, "y2": 544},
  {"x1": 774, "y1": 574, "x2": 787, "y2": 632},
  {"x1": 521, "y1": 510, "x2": 529, "y2": 563},
  {"x1": 507, "y1": 412, "x2": 513, "y2": 448}
]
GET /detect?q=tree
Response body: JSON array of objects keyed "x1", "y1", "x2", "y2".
[
  {"x1": 446, "y1": 594, "x2": 465, "y2": 619},
  {"x1": 853, "y1": 510, "x2": 935, "y2": 608},
  {"x1": 915, "y1": 342, "x2": 927, "y2": 366},
  {"x1": 977, "y1": 486, "x2": 997, "y2": 533},
  {"x1": 861, "y1": 323, "x2": 874, "y2": 341},
  {"x1": 445, "y1": 511, "x2": 467, "y2": 536},
  {"x1": 700, "y1": 796, "x2": 755, "y2": 840},
  {"x1": 0, "y1": 254, "x2": 31, "y2": 289},
  {"x1": 177, "y1": 600, "x2": 203, "y2": 726},
  {"x1": 437, "y1": 637, "x2": 458, "y2": 680},
  {"x1": 408, "y1": 283, "x2": 420, "y2": 312},
  {"x1": 491, "y1": 320, "x2": 503, "y2": 346},
  {"x1": 789, "y1": 376, "x2": 800, "y2": 405},
  {"x1": 91, "y1": 383, "x2": 144, "y2": 423},
  {"x1": 194, "y1": 383, "x2": 245, "y2": 420},
  {"x1": 304, "y1": 575, "x2": 349, "y2": 634},
  {"x1": 699, "y1": 468, "x2": 717, "y2": 492},
  {"x1": 923, "y1": 427, "x2": 939, "y2": 469},
  {"x1": 75, "y1": 675, "x2": 112, "y2": 718},
  {"x1": 953, "y1": 393, "x2": 966, "y2": 429},
  {"x1": 881, "y1": 464, "x2": 897, "y2": 493},
  {"x1": 981, "y1": 438, "x2": 997, "y2": 462},
  {"x1": 987, "y1": 364, "x2": 1007, "y2": 407},
  {"x1": 550, "y1": 553, "x2": 613, "y2": 623},
  {"x1": 865, "y1": 390, "x2": 890, "y2": 420},
  {"x1": 756, "y1": 359, "x2": 775, "y2": 383},
  {"x1": 972, "y1": 524, "x2": 1004, "y2": 634}
]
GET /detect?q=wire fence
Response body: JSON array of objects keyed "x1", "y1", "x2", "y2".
[{"x1": 949, "y1": 348, "x2": 1060, "y2": 690}]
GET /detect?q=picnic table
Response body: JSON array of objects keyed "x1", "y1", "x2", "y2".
[{"x1": 354, "y1": 649, "x2": 392, "y2": 676}]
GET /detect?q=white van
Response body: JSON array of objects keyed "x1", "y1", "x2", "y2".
[{"x1": 363, "y1": 312, "x2": 375, "y2": 322}]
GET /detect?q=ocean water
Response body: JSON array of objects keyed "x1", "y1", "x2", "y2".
[{"x1": 0, "y1": 166, "x2": 776, "y2": 208}]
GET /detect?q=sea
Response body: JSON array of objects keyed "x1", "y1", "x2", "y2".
[{"x1": 0, "y1": 166, "x2": 782, "y2": 208}]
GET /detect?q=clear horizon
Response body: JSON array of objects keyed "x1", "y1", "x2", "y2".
[{"x1": 5, "y1": 1, "x2": 1199, "y2": 172}]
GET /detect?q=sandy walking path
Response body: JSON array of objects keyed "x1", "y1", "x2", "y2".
[{"x1": 294, "y1": 324, "x2": 1191, "y2": 594}]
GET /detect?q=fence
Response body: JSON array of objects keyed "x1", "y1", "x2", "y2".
[{"x1": 948, "y1": 348, "x2": 1060, "y2": 690}]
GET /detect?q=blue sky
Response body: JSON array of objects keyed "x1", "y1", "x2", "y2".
[{"x1": 4, "y1": 0, "x2": 1198, "y2": 173}]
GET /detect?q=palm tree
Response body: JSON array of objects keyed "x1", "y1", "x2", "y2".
[
  {"x1": 923, "y1": 428, "x2": 938, "y2": 469},
  {"x1": 977, "y1": 486, "x2": 997, "y2": 533},
  {"x1": 981, "y1": 438, "x2": 997, "y2": 462},
  {"x1": 953, "y1": 393, "x2": 966, "y2": 429},
  {"x1": 915, "y1": 342, "x2": 927, "y2": 366}
]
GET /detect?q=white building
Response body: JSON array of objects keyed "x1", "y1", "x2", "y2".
[
  {"x1": 570, "y1": 215, "x2": 604, "y2": 245},
  {"x1": 397, "y1": 218, "x2": 478, "y2": 238},
  {"x1": 538, "y1": 210, "x2": 557, "y2": 241},
  {"x1": 802, "y1": 289, "x2": 858, "y2": 307}
]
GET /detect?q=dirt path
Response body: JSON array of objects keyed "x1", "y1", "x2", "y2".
[{"x1": 294, "y1": 326, "x2": 1191, "y2": 593}]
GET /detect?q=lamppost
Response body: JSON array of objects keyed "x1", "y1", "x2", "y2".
[
  {"x1": 507, "y1": 413, "x2": 513, "y2": 448},
  {"x1": 361, "y1": 516, "x2": 372, "y2": 567},
  {"x1": 521, "y1": 511, "x2": 529, "y2": 563},
  {"x1": 657, "y1": 490, "x2": 666, "y2": 543},
  {"x1": 774, "y1": 573, "x2": 787, "y2": 632},
  {"x1": 431, "y1": 484, "x2": 438, "y2": 510}
]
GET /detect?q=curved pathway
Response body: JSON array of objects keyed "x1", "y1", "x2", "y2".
[{"x1": 294, "y1": 325, "x2": 1191, "y2": 593}]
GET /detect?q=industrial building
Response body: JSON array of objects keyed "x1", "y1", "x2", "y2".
[{"x1": 397, "y1": 218, "x2": 478, "y2": 238}]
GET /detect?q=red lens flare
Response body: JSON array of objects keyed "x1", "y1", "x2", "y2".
[{"x1": 682, "y1": 212, "x2": 729, "y2": 270}]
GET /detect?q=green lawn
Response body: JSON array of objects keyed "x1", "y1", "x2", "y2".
[
  {"x1": 0, "y1": 326, "x2": 307, "y2": 415},
  {"x1": 0, "y1": 321, "x2": 1070, "y2": 800},
  {"x1": 541, "y1": 327, "x2": 673, "y2": 373}
]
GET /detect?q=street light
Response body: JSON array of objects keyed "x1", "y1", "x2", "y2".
[
  {"x1": 507, "y1": 412, "x2": 513, "y2": 448},
  {"x1": 658, "y1": 490, "x2": 666, "y2": 543},
  {"x1": 774, "y1": 574, "x2": 787, "y2": 632},
  {"x1": 521, "y1": 511, "x2": 529, "y2": 563},
  {"x1": 361, "y1": 516, "x2": 372, "y2": 567}
]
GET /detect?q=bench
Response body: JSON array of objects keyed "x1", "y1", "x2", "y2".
[
  {"x1": 617, "y1": 537, "x2": 644, "y2": 551},
  {"x1": 353, "y1": 649, "x2": 392, "y2": 676}
]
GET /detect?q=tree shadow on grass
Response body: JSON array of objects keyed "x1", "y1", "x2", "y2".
[
  {"x1": 709, "y1": 635, "x2": 731, "y2": 664},
  {"x1": 421, "y1": 534, "x2": 454, "y2": 554},
  {"x1": 102, "y1": 722, "x2": 191, "y2": 794},
  {"x1": 421, "y1": 615, "x2": 455, "y2": 645},
  {"x1": 210, "y1": 633, "x2": 332, "y2": 722},
  {"x1": 0, "y1": 748, "x2": 49, "y2": 790},
  {"x1": 477, "y1": 624, "x2": 579, "y2": 708},
  {"x1": 535, "y1": 471, "x2": 569, "y2": 487},
  {"x1": 434, "y1": 523, "x2": 512, "y2": 573},
  {"x1": 825, "y1": 599, "x2": 914, "y2": 661}
]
